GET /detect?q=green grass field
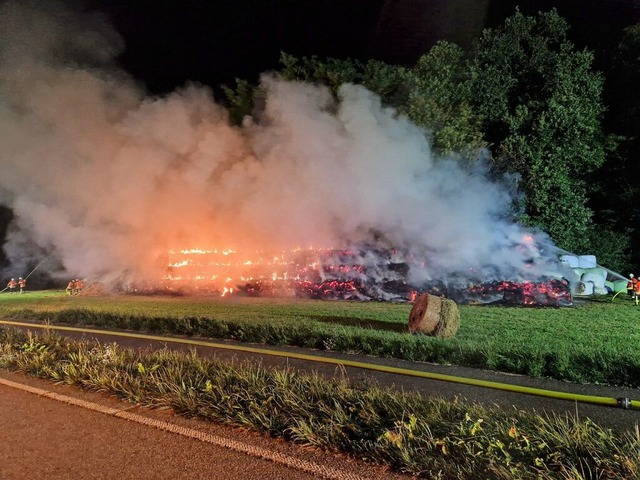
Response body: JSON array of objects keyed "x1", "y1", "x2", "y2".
[
  {"x1": 2, "y1": 291, "x2": 640, "y2": 478},
  {"x1": 1, "y1": 290, "x2": 640, "y2": 387}
]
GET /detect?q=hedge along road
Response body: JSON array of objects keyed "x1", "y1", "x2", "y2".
[{"x1": 1, "y1": 319, "x2": 639, "y2": 433}]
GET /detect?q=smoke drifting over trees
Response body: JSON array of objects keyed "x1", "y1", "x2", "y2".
[{"x1": 0, "y1": 1, "x2": 560, "y2": 287}]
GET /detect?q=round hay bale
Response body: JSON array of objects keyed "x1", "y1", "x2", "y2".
[{"x1": 408, "y1": 293, "x2": 460, "y2": 338}]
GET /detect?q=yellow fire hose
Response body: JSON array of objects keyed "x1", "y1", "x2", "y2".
[{"x1": 0, "y1": 319, "x2": 638, "y2": 410}]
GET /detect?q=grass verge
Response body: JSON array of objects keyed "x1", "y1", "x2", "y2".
[
  {"x1": 1, "y1": 327, "x2": 639, "y2": 479},
  {"x1": 1, "y1": 292, "x2": 640, "y2": 388}
]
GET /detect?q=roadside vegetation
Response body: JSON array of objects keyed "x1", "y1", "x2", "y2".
[
  {"x1": 1, "y1": 291, "x2": 640, "y2": 388},
  {"x1": 1, "y1": 327, "x2": 638, "y2": 479}
]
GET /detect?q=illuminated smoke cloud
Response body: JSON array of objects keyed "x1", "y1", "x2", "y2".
[{"x1": 0, "y1": 0, "x2": 561, "y2": 287}]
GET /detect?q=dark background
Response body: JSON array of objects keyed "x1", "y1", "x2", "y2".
[
  {"x1": 3, "y1": 0, "x2": 640, "y2": 272},
  {"x1": 83, "y1": 0, "x2": 640, "y2": 95}
]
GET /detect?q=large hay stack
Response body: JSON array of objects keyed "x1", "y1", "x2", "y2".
[
  {"x1": 408, "y1": 293, "x2": 460, "y2": 337},
  {"x1": 77, "y1": 282, "x2": 106, "y2": 296}
]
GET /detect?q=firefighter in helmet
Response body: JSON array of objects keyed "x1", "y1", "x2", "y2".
[
  {"x1": 18, "y1": 277, "x2": 26, "y2": 293},
  {"x1": 628, "y1": 274, "x2": 638, "y2": 299},
  {"x1": 6, "y1": 278, "x2": 17, "y2": 293},
  {"x1": 66, "y1": 279, "x2": 76, "y2": 295}
]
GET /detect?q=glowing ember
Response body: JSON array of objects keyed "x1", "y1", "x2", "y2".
[
  {"x1": 121, "y1": 245, "x2": 573, "y2": 306},
  {"x1": 157, "y1": 246, "x2": 414, "y2": 301},
  {"x1": 460, "y1": 279, "x2": 572, "y2": 306}
]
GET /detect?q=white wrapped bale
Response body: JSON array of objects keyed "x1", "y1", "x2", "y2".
[
  {"x1": 578, "y1": 255, "x2": 597, "y2": 268},
  {"x1": 572, "y1": 268, "x2": 586, "y2": 279},
  {"x1": 582, "y1": 272, "x2": 605, "y2": 289},
  {"x1": 584, "y1": 267, "x2": 607, "y2": 279},
  {"x1": 580, "y1": 282, "x2": 595, "y2": 295},
  {"x1": 594, "y1": 286, "x2": 609, "y2": 295},
  {"x1": 613, "y1": 280, "x2": 628, "y2": 293},
  {"x1": 560, "y1": 255, "x2": 580, "y2": 268}
]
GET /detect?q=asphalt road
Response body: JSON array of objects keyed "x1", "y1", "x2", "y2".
[{"x1": 0, "y1": 370, "x2": 403, "y2": 480}]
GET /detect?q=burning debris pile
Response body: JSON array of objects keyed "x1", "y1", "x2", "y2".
[
  {"x1": 132, "y1": 245, "x2": 572, "y2": 306},
  {"x1": 461, "y1": 279, "x2": 572, "y2": 306},
  {"x1": 0, "y1": 3, "x2": 572, "y2": 308},
  {"x1": 152, "y1": 246, "x2": 413, "y2": 301}
]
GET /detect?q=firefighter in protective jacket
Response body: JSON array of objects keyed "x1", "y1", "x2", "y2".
[{"x1": 628, "y1": 274, "x2": 638, "y2": 299}]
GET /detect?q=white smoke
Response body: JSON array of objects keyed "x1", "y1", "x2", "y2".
[{"x1": 0, "y1": 0, "x2": 561, "y2": 287}]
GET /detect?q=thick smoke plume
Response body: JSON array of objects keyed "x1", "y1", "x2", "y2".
[{"x1": 0, "y1": 1, "x2": 561, "y2": 288}]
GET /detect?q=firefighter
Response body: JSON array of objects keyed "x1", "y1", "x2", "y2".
[
  {"x1": 628, "y1": 274, "x2": 638, "y2": 299},
  {"x1": 18, "y1": 277, "x2": 26, "y2": 293},
  {"x1": 66, "y1": 279, "x2": 76, "y2": 295},
  {"x1": 75, "y1": 278, "x2": 84, "y2": 294},
  {"x1": 6, "y1": 278, "x2": 17, "y2": 293}
]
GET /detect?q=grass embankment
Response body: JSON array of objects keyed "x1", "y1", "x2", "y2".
[
  {"x1": 1, "y1": 328, "x2": 638, "y2": 479},
  {"x1": 1, "y1": 291, "x2": 640, "y2": 387}
]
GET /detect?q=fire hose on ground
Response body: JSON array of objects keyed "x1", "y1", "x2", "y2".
[{"x1": 0, "y1": 320, "x2": 638, "y2": 411}]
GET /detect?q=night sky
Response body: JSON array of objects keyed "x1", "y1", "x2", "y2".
[
  {"x1": 81, "y1": 0, "x2": 640, "y2": 95},
  {"x1": 2, "y1": 0, "x2": 640, "y2": 274},
  {"x1": 84, "y1": 0, "x2": 386, "y2": 95}
]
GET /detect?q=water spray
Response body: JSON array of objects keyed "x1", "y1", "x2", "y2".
[
  {"x1": 0, "y1": 256, "x2": 51, "y2": 293},
  {"x1": 23, "y1": 256, "x2": 51, "y2": 281}
]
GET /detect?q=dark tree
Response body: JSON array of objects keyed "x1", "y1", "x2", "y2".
[
  {"x1": 402, "y1": 41, "x2": 485, "y2": 158},
  {"x1": 470, "y1": 9, "x2": 607, "y2": 253}
]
